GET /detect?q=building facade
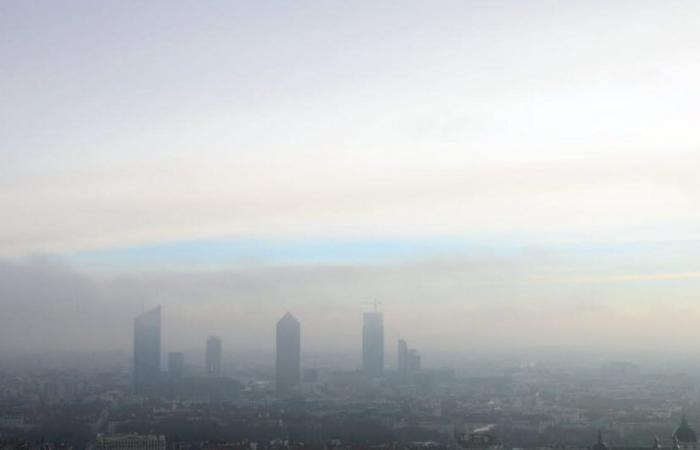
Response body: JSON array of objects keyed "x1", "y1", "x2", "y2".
[
  {"x1": 362, "y1": 311, "x2": 384, "y2": 378},
  {"x1": 133, "y1": 306, "x2": 161, "y2": 394},
  {"x1": 673, "y1": 414, "x2": 698, "y2": 450},
  {"x1": 205, "y1": 336, "x2": 222, "y2": 375},
  {"x1": 97, "y1": 434, "x2": 166, "y2": 450},
  {"x1": 276, "y1": 312, "x2": 301, "y2": 394},
  {"x1": 398, "y1": 339, "x2": 421, "y2": 382}
]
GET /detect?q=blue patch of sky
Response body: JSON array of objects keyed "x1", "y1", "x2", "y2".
[
  {"x1": 64, "y1": 236, "x2": 522, "y2": 270},
  {"x1": 61, "y1": 234, "x2": 700, "y2": 272}
]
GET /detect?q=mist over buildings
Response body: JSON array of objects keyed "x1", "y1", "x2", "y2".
[
  {"x1": 3, "y1": 251, "x2": 700, "y2": 364},
  {"x1": 2, "y1": 2, "x2": 700, "y2": 362},
  {"x1": 4, "y1": 2, "x2": 700, "y2": 449}
]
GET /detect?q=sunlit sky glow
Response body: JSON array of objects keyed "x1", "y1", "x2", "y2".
[{"x1": 2, "y1": 1, "x2": 700, "y2": 354}]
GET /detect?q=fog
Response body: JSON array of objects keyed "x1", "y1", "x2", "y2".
[
  {"x1": 3, "y1": 2, "x2": 700, "y2": 364},
  {"x1": 3, "y1": 253, "x2": 700, "y2": 365}
]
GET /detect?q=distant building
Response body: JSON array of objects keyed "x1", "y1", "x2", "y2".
[
  {"x1": 600, "y1": 360, "x2": 640, "y2": 377},
  {"x1": 133, "y1": 306, "x2": 161, "y2": 394},
  {"x1": 205, "y1": 336, "x2": 222, "y2": 375},
  {"x1": 167, "y1": 352, "x2": 184, "y2": 378},
  {"x1": 458, "y1": 426, "x2": 503, "y2": 449},
  {"x1": 276, "y1": 312, "x2": 301, "y2": 394},
  {"x1": 362, "y1": 311, "x2": 384, "y2": 377},
  {"x1": 408, "y1": 349, "x2": 421, "y2": 370},
  {"x1": 591, "y1": 431, "x2": 608, "y2": 450},
  {"x1": 673, "y1": 415, "x2": 698, "y2": 450},
  {"x1": 96, "y1": 434, "x2": 166, "y2": 450},
  {"x1": 398, "y1": 339, "x2": 408, "y2": 372},
  {"x1": 398, "y1": 338, "x2": 421, "y2": 381},
  {"x1": 0, "y1": 413, "x2": 24, "y2": 430}
]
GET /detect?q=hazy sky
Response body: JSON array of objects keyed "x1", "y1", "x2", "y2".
[{"x1": 2, "y1": 1, "x2": 700, "y2": 356}]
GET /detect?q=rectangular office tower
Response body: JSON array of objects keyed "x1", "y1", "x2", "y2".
[
  {"x1": 398, "y1": 339, "x2": 421, "y2": 381},
  {"x1": 205, "y1": 336, "x2": 222, "y2": 375},
  {"x1": 133, "y1": 306, "x2": 161, "y2": 394},
  {"x1": 398, "y1": 339, "x2": 409, "y2": 374},
  {"x1": 362, "y1": 311, "x2": 384, "y2": 377},
  {"x1": 276, "y1": 312, "x2": 301, "y2": 394}
]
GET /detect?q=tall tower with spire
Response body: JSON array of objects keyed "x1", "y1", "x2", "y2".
[
  {"x1": 276, "y1": 312, "x2": 301, "y2": 395},
  {"x1": 362, "y1": 306, "x2": 384, "y2": 378}
]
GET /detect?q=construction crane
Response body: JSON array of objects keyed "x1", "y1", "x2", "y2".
[{"x1": 361, "y1": 300, "x2": 383, "y2": 312}]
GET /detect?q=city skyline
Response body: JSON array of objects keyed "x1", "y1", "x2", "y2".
[
  {"x1": 4, "y1": 254, "x2": 700, "y2": 358},
  {"x1": 3, "y1": 1, "x2": 700, "y2": 448},
  {"x1": 132, "y1": 304, "x2": 420, "y2": 379}
]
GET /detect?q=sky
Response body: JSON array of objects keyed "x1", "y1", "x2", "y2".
[{"x1": 2, "y1": 1, "x2": 700, "y2": 357}]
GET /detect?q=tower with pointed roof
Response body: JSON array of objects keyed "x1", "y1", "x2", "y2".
[
  {"x1": 673, "y1": 415, "x2": 698, "y2": 450},
  {"x1": 276, "y1": 312, "x2": 301, "y2": 395}
]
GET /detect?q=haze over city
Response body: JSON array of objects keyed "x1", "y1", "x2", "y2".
[
  {"x1": 3, "y1": 1, "x2": 700, "y2": 359},
  {"x1": 4, "y1": 1, "x2": 700, "y2": 449}
]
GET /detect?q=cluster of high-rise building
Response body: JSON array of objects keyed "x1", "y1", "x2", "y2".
[
  {"x1": 131, "y1": 304, "x2": 419, "y2": 395},
  {"x1": 6, "y1": 316, "x2": 700, "y2": 448}
]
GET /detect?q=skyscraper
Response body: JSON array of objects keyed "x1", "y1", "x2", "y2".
[
  {"x1": 276, "y1": 312, "x2": 301, "y2": 395},
  {"x1": 133, "y1": 306, "x2": 161, "y2": 394},
  {"x1": 205, "y1": 336, "x2": 222, "y2": 375},
  {"x1": 362, "y1": 311, "x2": 384, "y2": 377},
  {"x1": 398, "y1": 338, "x2": 420, "y2": 382},
  {"x1": 398, "y1": 339, "x2": 408, "y2": 374}
]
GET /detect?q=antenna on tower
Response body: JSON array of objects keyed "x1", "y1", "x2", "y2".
[{"x1": 361, "y1": 300, "x2": 383, "y2": 312}]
